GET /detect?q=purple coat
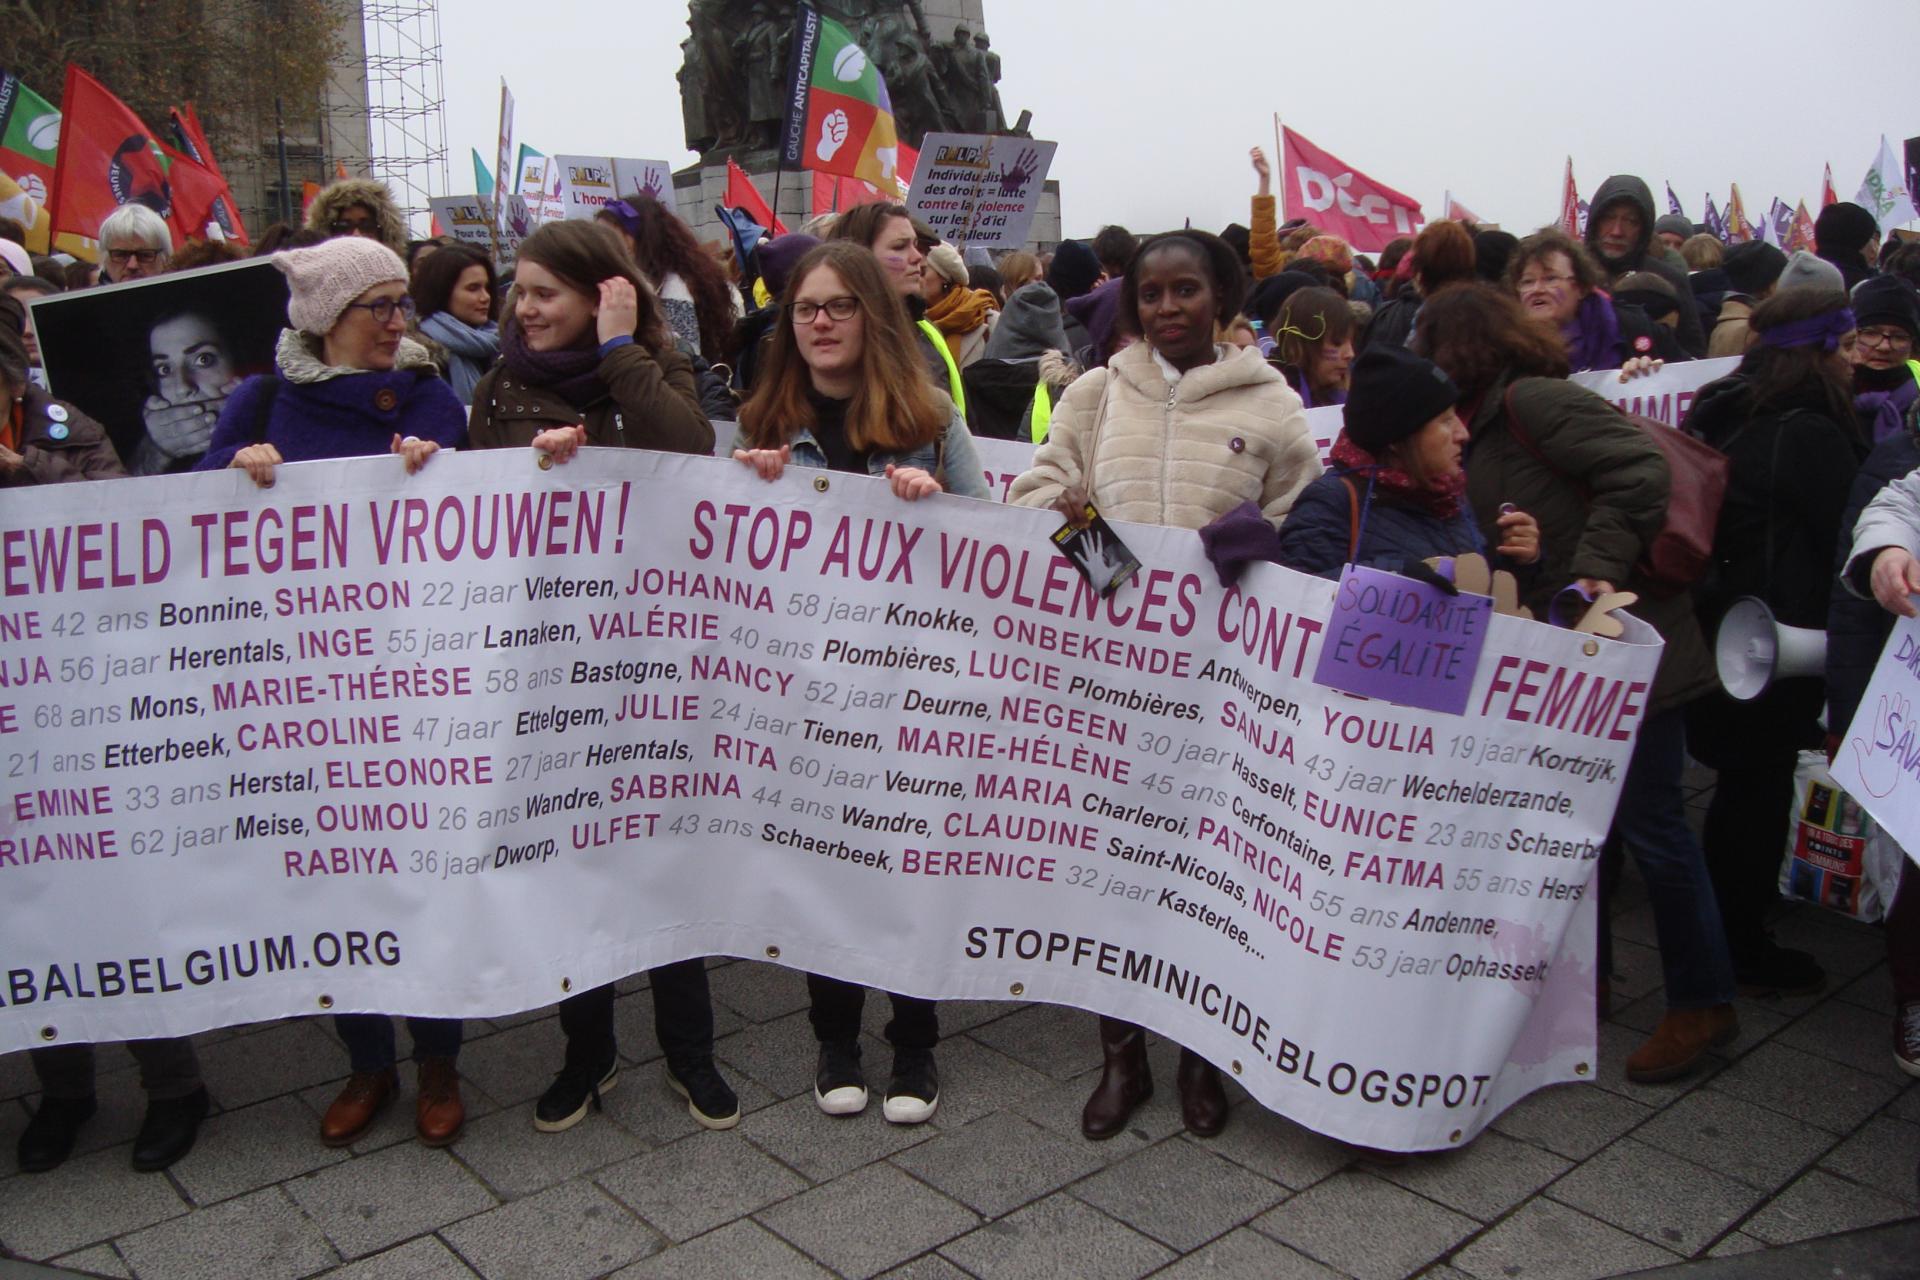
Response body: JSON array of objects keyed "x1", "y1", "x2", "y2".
[{"x1": 196, "y1": 368, "x2": 467, "y2": 471}]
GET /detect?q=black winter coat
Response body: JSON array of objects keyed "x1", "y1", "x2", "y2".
[{"x1": 1274, "y1": 470, "x2": 1486, "y2": 579}]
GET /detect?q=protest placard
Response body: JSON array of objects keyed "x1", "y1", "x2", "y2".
[
  {"x1": 429, "y1": 193, "x2": 531, "y2": 259},
  {"x1": 1829, "y1": 613, "x2": 1920, "y2": 871},
  {"x1": 28, "y1": 258, "x2": 286, "y2": 478},
  {"x1": 0, "y1": 451, "x2": 1661, "y2": 1149},
  {"x1": 552, "y1": 154, "x2": 673, "y2": 219},
  {"x1": 1570, "y1": 355, "x2": 1738, "y2": 428},
  {"x1": 1313, "y1": 565, "x2": 1492, "y2": 715},
  {"x1": 907, "y1": 132, "x2": 1056, "y2": 248}
]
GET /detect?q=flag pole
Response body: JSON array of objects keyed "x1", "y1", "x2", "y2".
[{"x1": 1272, "y1": 113, "x2": 1285, "y2": 223}]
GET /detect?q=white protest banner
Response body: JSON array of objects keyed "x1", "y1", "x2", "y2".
[
  {"x1": 0, "y1": 452, "x2": 1660, "y2": 1149},
  {"x1": 553, "y1": 155, "x2": 673, "y2": 219},
  {"x1": 428, "y1": 194, "x2": 530, "y2": 261},
  {"x1": 1570, "y1": 356, "x2": 1737, "y2": 429},
  {"x1": 1830, "y1": 613, "x2": 1920, "y2": 869},
  {"x1": 907, "y1": 133, "x2": 1056, "y2": 249}
]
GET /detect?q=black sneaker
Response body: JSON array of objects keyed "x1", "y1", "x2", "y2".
[
  {"x1": 534, "y1": 1054, "x2": 618, "y2": 1133},
  {"x1": 814, "y1": 1040, "x2": 867, "y2": 1116},
  {"x1": 16, "y1": 1094, "x2": 96, "y2": 1174},
  {"x1": 132, "y1": 1086, "x2": 209, "y2": 1173},
  {"x1": 882, "y1": 1047, "x2": 938, "y2": 1125},
  {"x1": 665, "y1": 1059, "x2": 740, "y2": 1130},
  {"x1": 1734, "y1": 943, "x2": 1825, "y2": 998}
]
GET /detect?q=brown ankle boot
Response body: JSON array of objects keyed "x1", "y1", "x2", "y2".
[
  {"x1": 321, "y1": 1067, "x2": 397, "y2": 1147},
  {"x1": 1178, "y1": 1048, "x2": 1228, "y2": 1137},
  {"x1": 1625, "y1": 1004, "x2": 1738, "y2": 1083},
  {"x1": 1081, "y1": 1017, "x2": 1152, "y2": 1140},
  {"x1": 415, "y1": 1057, "x2": 465, "y2": 1147}
]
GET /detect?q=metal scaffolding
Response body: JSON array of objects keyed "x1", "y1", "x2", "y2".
[{"x1": 359, "y1": 0, "x2": 448, "y2": 233}]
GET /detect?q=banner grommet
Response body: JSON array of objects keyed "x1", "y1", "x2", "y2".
[
  {"x1": 1008, "y1": 982, "x2": 1024, "y2": 996},
  {"x1": 1449, "y1": 1129, "x2": 1464, "y2": 1144},
  {"x1": 1574, "y1": 1062, "x2": 1590, "y2": 1076},
  {"x1": 1231, "y1": 1060, "x2": 1243, "y2": 1076},
  {"x1": 765, "y1": 945, "x2": 781, "y2": 959},
  {"x1": 1582, "y1": 639, "x2": 1600, "y2": 657},
  {"x1": 537, "y1": 455, "x2": 553, "y2": 471},
  {"x1": 38, "y1": 1026, "x2": 56, "y2": 1042},
  {"x1": 813, "y1": 476, "x2": 830, "y2": 492},
  {"x1": 560, "y1": 977, "x2": 572, "y2": 993},
  {"x1": 317, "y1": 994, "x2": 333, "y2": 1009}
]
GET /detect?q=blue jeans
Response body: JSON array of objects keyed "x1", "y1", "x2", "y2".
[
  {"x1": 335, "y1": 1014, "x2": 462, "y2": 1072},
  {"x1": 1611, "y1": 709, "x2": 1736, "y2": 1008}
]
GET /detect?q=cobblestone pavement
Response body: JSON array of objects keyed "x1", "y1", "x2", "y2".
[{"x1": 2, "y1": 799, "x2": 1916, "y2": 1278}]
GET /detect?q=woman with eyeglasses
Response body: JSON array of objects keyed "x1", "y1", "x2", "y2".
[
  {"x1": 1847, "y1": 276, "x2": 1920, "y2": 444},
  {"x1": 198, "y1": 237, "x2": 465, "y2": 490},
  {"x1": 733, "y1": 240, "x2": 989, "y2": 1126},
  {"x1": 1506, "y1": 227, "x2": 1685, "y2": 373}
]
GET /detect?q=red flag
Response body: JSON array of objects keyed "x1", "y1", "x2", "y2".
[
  {"x1": 1444, "y1": 191, "x2": 1484, "y2": 224},
  {"x1": 1786, "y1": 200, "x2": 1817, "y2": 253},
  {"x1": 1559, "y1": 158, "x2": 1581, "y2": 237},
  {"x1": 1821, "y1": 164, "x2": 1838, "y2": 209},
  {"x1": 48, "y1": 65, "x2": 230, "y2": 246},
  {"x1": 726, "y1": 157, "x2": 788, "y2": 235},
  {"x1": 168, "y1": 103, "x2": 248, "y2": 243},
  {"x1": 1278, "y1": 126, "x2": 1422, "y2": 252}
]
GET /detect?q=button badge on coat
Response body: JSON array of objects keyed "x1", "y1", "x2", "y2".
[
  {"x1": 374, "y1": 388, "x2": 399, "y2": 412},
  {"x1": 47, "y1": 423, "x2": 69, "y2": 440},
  {"x1": 46, "y1": 404, "x2": 69, "y2": 423},
  {"x1": 1229, "y1": 436, "x2": 1245, "y2": 453}
]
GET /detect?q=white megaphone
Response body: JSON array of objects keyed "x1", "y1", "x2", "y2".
[{"x1": 1715, "y1": 596, "x2": 1827, "y2": 701}]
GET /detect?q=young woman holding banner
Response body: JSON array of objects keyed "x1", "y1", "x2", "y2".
[
  {"x1": 733, "y1": 239, "x2": 989, "y2": 1124},
  {"x1": 1009, "y1": 230, "x2": 1320, "y2": 1139},
  {"x1": 465, "y1": 219, "x2": 740, "y2": 1136}
]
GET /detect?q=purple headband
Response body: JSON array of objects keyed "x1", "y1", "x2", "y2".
[
  {"x1": 1758, "y1": 307, "x2": 1856, "y2": 352},
  {"x1": 601, "y1": 199, "x2": 643, "y2": 236}
]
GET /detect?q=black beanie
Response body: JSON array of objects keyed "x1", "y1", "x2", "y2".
[
  {"x1": 1046, "y1": 238, "x2": 1102, "y2": 303},
  {"x1": 1722, "y1": 240, "x2": 1787, "y2": 297},
  {"x1": 1852, "y1": 275, "x2": 1920, "y2": 341},
  {"x1": 1815, "y1": 202, "x2": 1879, "y2": 259},
  {"x1": 1343, "y1": 345, "x2": 1459, "y2": 452}
]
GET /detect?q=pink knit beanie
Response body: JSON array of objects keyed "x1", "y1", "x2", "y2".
[{"x1": 273, "y1": 237, "x2": 408, "y2": 335}]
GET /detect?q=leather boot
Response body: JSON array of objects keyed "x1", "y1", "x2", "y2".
[
  {"x1": 1625, "y1": 1004, "x2": 1739, "y2": 1083},
  {"x1": 1081, "y1": 1017, "x2": 1152, "y2": 1140},
  {"x1": 415, "y1": 1057, "x2": 464, "y2": 1147},
  {"x1": 1178, "y1": 1048, "x2": 1229, "y2": 1137},
  {"x1": 321, "y1": 1067, "x2": 397, "y2": 1147}
]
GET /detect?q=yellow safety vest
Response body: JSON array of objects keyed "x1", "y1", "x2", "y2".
[
  {"x1": 1029, "y1": 382, "x2": 1052, "y2": 444},
  {"x1": 916, "y1": 319, "x2": 965, "y2": 415}
]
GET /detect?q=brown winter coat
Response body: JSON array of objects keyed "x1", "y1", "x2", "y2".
[
  {"x1": 1464, "y1": 373, "x2": 1714, "y2": 714},
  {"x1": 3, "y1": 386, "x2": 126, "y2": 487},
  {"x1": 1707, "y1": 296, "x2": 1754, "y2": 359},
  {"x1": 466, "y1": 342, "x2": 714, "y2": 455}
]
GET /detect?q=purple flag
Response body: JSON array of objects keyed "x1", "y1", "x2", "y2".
[
  {"x1": 1666, "y1": 182, "x2": 1685, "y2": 219},
  {"x1": 1704, "y1": 193, "x2": 1728, "y2": 242},
  {"x1": 1766, "y1": 199, "x2": 1793, "y2": 248}
]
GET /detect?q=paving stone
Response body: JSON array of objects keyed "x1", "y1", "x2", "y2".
[
  {"x1": 1834, "y1": 962, "x2": 1894, "y2": 1013},
  {"x1": 0, "y1": 1144, "x2": 187, "y2": 1257},
  {"x1": 1631, "y1": 1088, "x2": 1835, "y2": 1190},
  {"x1": 1890, "y1": 1082, "x2": 1920, "y2": 1123},
  {"x1": 757, "y1": 1162, "x2": 978, "y2": 1279},
  {"x1": 1198, "y1": 1102, "x2": 1355, "y2": 1189},
  {"x1": 966, "y1": 1003, "x2": 1101, "y2": 1079},
  {"x1": 610, "y1": 1218, "x2": 832, "y2": 1279},
  {"x1": 713, "y1": 1009, "x2": 865, "y2": 1100},
  {"x1": 441, "y1": 1179, "x2": 662, "y2": 1280},
  {"x1": 1771, "y1": 910, "x2": 1889, "y2": 985},
  {"x1": 285, "y1": 1139, "x2": 497, "y2": 1258},
  {"x1": 1250, "y1": 1171, "x2": 1476, "y2": 1280},
  {"x1": 1489, "y1": 1083, "x2": 1655, "y2": 1160},
  {"x1": 1818, "y1": 1114, "x2": 1920, "y2": 1193},
  {"x1": 890, "y1": 1111, "x2": 1103, "y2": 1218},
  {"x1": 598, "y1": 1058, "x2": 777, "y2": 1147},
  {"x1": 1606, "y1": 937, "x2": 1667, "y2": 1006},
  {"x1": 1449, "y1": 1199, "x2": 1679, "y2": 1280},
  {"x1": 0, "y1": 1049, "x2": 40, "y2": 1101},
  {"x1": 321, "y1": 1235, "x2": 481, "y2": 1279},
  {"x1": 921, "y1": 1034, "x2": 1056, "y2": 1131},
  {"x1": 1775, "y1": 998, "x2": 1913, "y2": 1081},
  {"x1": 1011, "y1": 1066, "x2": 1189, "y2": 1161},
  {"x1": 707, "y1": 959, "x2": 814, "y2": 1023},
  {"x1": 875, "y1": 1255, "x2": 977, "y2": 1280},
  {"x1": 1374, "y1": 1128, "x2": 1571, "y2": 1222},
  {"x1": 743, "y1": 1090, "x2": 938, "y2": 1183},
  {"x1": 47, "y1": 1244, "x2": 131, "y2": 1278},
  {"x1": 1072, "y1": 1136, "x2": 1286, "y2": 1251},
  {"x1": 596, "y1": 1131, "x2": 807, "y2": 1241},
  {"x1": 1709, "y1": 1041, "x2": 1903, "y2": 1134},
  {"x1": 919, "y1": 998, "x2": 1029, "y2": 1037},
  {"x1": 167, "y1": 1095, "x2": 349, "y2": 1206},
  {"x1": 114, "y1": 1186, "x2": 337, "y2": 1280},
  {"x1": 453, "y1": 1020, "x2": 567, "y2": 1109},
  {"x1": 1547, "y1": 1137, "x2": 1764, "y2": 1254},
  {"x1": 196, "y1": 1017, "x2": 350, "y2": 1109},
  {"x1": 1706, "y1": 1231, "x2": 1770, "y2": 1258},
  {"x1": 1150, "y1": 1228, "x2": 1345, "y2": 1280},
  {"x1": 937, "y1": 1190, "x2": 1175, "y2": 1279},
  {"x1": 294, "y1": 1072, "x2": 505, "y2": 1158},
  {"x1": 451, "y1": 1100, "x2": 646, "y2": 1199},
  {"x1": 1590, "y1": 1021, "x2": 1723, "y2": 1105},
  {"x1": 1742, "y1": 1167, "x2": 1916, "y2": 1245}
]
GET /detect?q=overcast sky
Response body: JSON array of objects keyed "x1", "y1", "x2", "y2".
[{"x1": 441, "y1": 0, "x2": 1919, "y2": 242}]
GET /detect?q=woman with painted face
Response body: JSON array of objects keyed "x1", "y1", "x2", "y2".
[
  {"x1": 410, "y1": 244, "x2": 500, "y2": 405},
  {"x1": 464, "y1": 220, "x2": 737, "y2": 1137},
  {"x1": 827, "y1": 202, "x2": 960, "y2": 402},
  {"x1": 733, "y1": 240, "x2": 990, "y2": 1126},
  {"x1": 1507, "y1": 228, "x2": 1686, "y2": 373},
  {"x1": 1266, "y1": 285, "x2": 1355, "y2": 408},
  {"x1": 1010, "y1": 231, "x2": 1320, "y2": 1140}
]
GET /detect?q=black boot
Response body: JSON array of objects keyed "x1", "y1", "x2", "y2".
[
  {"x1": 17, "y1": 1095, "x2": 96, "y2": 1173},
  {"x1": 1177, "y1": 1048, "x2": 1228, "y2": 1138},
  {"x1": 132, "y1": 1086, "x2": 209, "y2": 1173},
  {"x1": 1082, "y1": 1017, "x2": 1152, "y2": 1140}
]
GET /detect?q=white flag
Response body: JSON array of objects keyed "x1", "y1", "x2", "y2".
[{"x1": 1855, "y1": 134, "x2": 1918, "y2": 234}]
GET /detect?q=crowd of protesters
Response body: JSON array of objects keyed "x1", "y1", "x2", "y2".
[{"x1": 2, "y1": 158, "x2": 1916, "y2": 1180}]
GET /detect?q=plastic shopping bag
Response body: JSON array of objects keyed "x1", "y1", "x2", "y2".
[{"x1": 1779, "y1": 750, "x2": 1891, "y2": 923}]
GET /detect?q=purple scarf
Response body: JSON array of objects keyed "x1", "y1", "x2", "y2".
[
  {"x1": 1564, "y1": 291, "x2": 1621, "y2": 374},
  {"x1": 1856, "y1": 375, "x2": 1920, "y2": 444},
  {"x1": 499, "y1": 322, "x2": 604, "y2": 408}
]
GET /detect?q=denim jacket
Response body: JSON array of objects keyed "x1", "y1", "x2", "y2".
[{"x1": 734, "y1": 402, "x2": 991, "y2": 499}]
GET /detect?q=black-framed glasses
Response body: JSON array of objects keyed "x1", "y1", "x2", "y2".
[
  {"x1": 106, "y1": 248, "x2": 164, "y2": 265},
  {"x1": 345, "y1": 295, "x2": 417, "y2": 324},
  {"x1": 1858, "y1": 326, "x2": 1913, "y2": 349},
  {"x1": 789, "y1": 296, "x2": 860, "y2": 324}
]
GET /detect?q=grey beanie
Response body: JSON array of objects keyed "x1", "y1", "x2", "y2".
[
  {"x1": 985, "y1": 281, "x2": 1070, "y2": 360},
  {"x1": 1777, "y1": 250, "x2": 1844, "y2": 294},
  {"x1": 1654, "y1": 213, "x2": 1693, "y2": 241}
]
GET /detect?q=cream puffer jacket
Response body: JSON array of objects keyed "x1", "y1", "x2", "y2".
[{"x1": 1009, "y1": 341, "x2": 1321, "y2": 530}]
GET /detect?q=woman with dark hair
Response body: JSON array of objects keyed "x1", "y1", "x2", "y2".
[
  {"x1": 465, "y1": 219, "x2": 737, "y2": 1136},
  {"x1": 1266, "y1": 285, "x2": 1354, "y2": 407},
  {"x1": 1507, "y1": 227, "x2": 1685, "y2": 371},
  {"x1": 1683, "y1": 287, "x2": 1865, "y2": 996},
  {"x1": 826, "y1": 202, "x2": 958, "y2": 399},
  {"x1": 1414, "y1": 283, "x2": 1735, "y2": 1083},
  {"x1": 1011, "y1": 230, "x2": 1320, "y2": 1140},
  {"x1": 135, "y1": 305, "x2": 247, "y2": 474},
  {"x1": 733, "y1": 240, "x2": 988, "y2": 1126},
  {"x1": 411, "y1": 244, "x2": 499, "y2": 404},
  {"x1": 595, "y1": 193, "x2": 736, "y2": 364}
]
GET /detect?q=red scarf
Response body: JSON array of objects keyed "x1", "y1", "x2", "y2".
[{"x1": 1329, "y1": 432, "x2": 1467, "y2": 520}]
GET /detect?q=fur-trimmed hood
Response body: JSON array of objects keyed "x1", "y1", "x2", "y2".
[{"x1": 303, "y1": 179, "x2": 411, "y2": 258}]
